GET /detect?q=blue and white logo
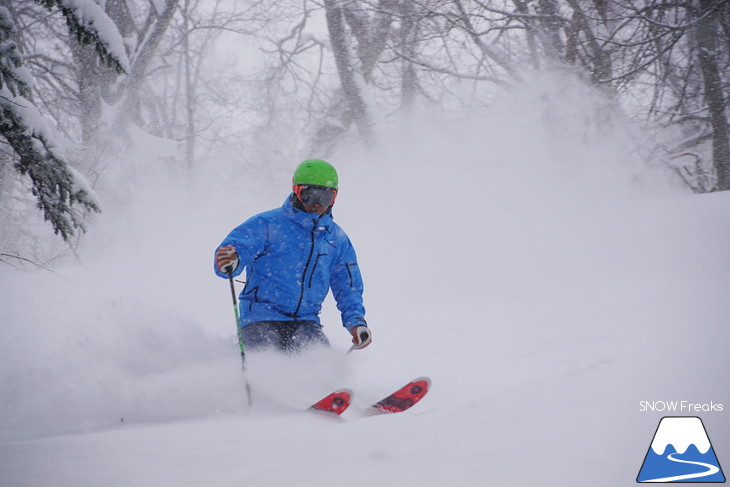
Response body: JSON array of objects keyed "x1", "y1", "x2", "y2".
[{"x1": 637, "y1": 416, "x2": 725, "y2": 483}]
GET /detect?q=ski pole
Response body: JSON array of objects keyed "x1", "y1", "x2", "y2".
[{"x1": 228, "y1": 271, "x2": 253, "y2": 408}]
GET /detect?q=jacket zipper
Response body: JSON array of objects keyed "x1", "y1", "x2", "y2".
[
  {"x1": 293, "y1": 216, "x2": 319, "y2": 318},
  {"x1": 344, "y1": 263, "x2": 357, "y2": 287},
  {"x1": 308, "y1": 253, "x2": 327, "y2": 288}
]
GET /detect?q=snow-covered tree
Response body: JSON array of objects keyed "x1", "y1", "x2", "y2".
[
  {"x1": 0, "y1": 1, "x2": 129, "y2": 241},
  {"x1": 36, "y1": 0, "x2": 129, "y2": 75}
]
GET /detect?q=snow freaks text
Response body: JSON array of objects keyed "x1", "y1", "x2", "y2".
[{"x1": 639, "y1": 401, "x2": 724, "y2": 413}]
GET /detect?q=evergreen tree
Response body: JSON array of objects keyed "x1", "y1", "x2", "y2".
[{"x1": 0, "y1": 2, "x2": 128, "y2": 241}]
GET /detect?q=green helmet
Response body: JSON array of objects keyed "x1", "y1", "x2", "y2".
[{"x1": 292, "y1": 159, "x2": 338, "y2": 189}]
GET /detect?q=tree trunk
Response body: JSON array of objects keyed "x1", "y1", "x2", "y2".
[
  {"x1": 182, "y1": 0, "x2": 195, "y2": 168},
  {"x1": 323, "y1": 0, "x2": 373, "y2": 146},
  {"x1": 695, "y1": 0, "x2": 730, "y2": 190},
  {"x1": 69, "y1": 40, "x2": 102, "y2": 147},
  {"x1": 399, "y1": 0, "x2": 417, "y2": 113},
  {"x1": 118, "y1": 0, "x2": 179, "y2": 127}
]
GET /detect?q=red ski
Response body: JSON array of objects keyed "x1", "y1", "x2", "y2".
[
  {"x1": 370, "y1": 377, "x2": 431, "y2": 414},
  {"x1": 309, "y1": 388, "x2": 353, "y2": 415}
]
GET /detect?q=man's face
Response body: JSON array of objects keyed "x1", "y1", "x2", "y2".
[
  {"x1": 303, "y1": 202, "x2": 328, "y2": 216},
  {"x1": 294, "y1": 185, "x2": 337, "y2": 216}
]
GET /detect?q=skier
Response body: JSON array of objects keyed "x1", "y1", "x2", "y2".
[{"x1": 214, "y1": 159, "x2": 372, "y2": 354}]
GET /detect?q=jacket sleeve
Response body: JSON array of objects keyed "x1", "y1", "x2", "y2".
[
  {"x1": 213, "y1": 216, "x2": 268, "y2": 279},
  {"x1": 330, "y1": 234, "x2": 367, "y2": 330}
]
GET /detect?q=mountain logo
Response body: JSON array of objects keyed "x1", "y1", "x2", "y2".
[{"x1": 637, "y1": 416, "x2": 726, "y2": 483}]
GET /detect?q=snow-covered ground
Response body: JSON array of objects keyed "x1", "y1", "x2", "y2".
[{"x1": 2, "y1": 80, "x2": 729, "y2": 486}]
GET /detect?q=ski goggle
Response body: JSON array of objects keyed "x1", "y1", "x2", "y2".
[{"x1": 293, "y1": 184, "x2": 338, "y2": 207}]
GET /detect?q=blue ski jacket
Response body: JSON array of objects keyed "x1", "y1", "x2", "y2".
[{"x1": 214, "y1": 196, "x2": 366, "y2": 330}]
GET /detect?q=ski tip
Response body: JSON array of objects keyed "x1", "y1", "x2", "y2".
[
  {"x1": 370, "y1": 377, "x2": 432, "y2": 415},
  {"x1": 411, "y1": 377, "x2": 431, "y2": 389},
  {"x1": 322, "y1": 388, "x2": 353, "y2": 400},
  {"x1": 309, "y1": 388, "x2": 354, "y2": 416}
]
